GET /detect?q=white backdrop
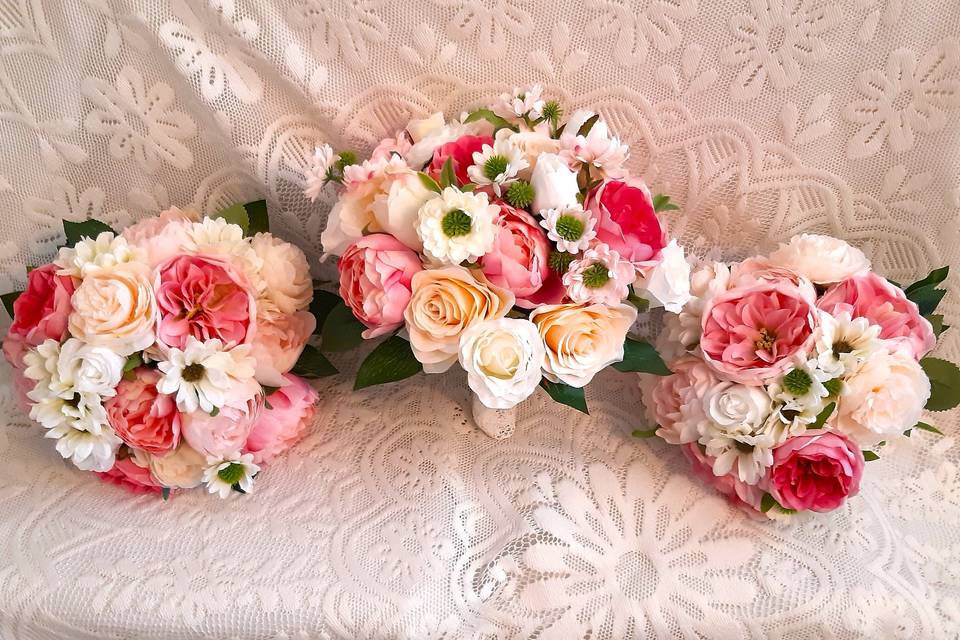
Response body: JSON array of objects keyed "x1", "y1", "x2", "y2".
[{"x1": 0, "y1": 0, "x2": 959, "y2": 638}]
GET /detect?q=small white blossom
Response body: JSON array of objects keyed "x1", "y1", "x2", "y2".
[
  {"x1": 559, "y1": 110, "x2": 629, "y2": 177},
  {"x1": 304, "y1": 143, "x2": 336, "y2": 202},
  {"x1": 563, "y1": 243, "x2": 635, "y2": 305},
  {"x1": 814, "y1": 310, "x2": 882, "y2": 377},
  {"x1": 416, "y1": 187, "x2": 498, "y2": 265},
  {"x1": 539, "y1": 205, "x2": 596, "y2": 253},
  {"x1": 55, "y1": 232, "x2": 140, "y2": 278},
  {"x1": 702, "y1": 429, "x2": 776, "y2": 486},
  {"x1": 46, "y1": 424, "x2": 122, "y2": 472},
  {"x1": 494, "y1": 85, "x2": 545, "y2": 120},
  {"x1": 467, "y1": 140, "x2": 528, "y2": 196},
  {"x1": 157, "y1": 337, "x2": 257, "y2": 414},
  {"x1": 202, "y1": 451, "x2": 260, "y2": 498}
]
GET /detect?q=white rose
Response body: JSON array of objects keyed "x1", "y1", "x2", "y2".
[
  {"x1": 372, "y1": 171, "x2": 433, "y2": 251},
  {"x1": 458, "y1": 318, "x2": 545, "y2": 409},
  {"x1": 530, "y1": 152, "x2": 580, "y2": 214},
  {"x1": 836, "y1": 345, "x2": 930, "y2": 446},
  {"x1": 637, "y1": 239, "x2": 691, "y2": 313},
  {"x1": 767, "y1": 234, "x2": 870, "y2": 284},
  {"x1": 406, "y1": 112, "x2": 445, "y2": 143},
  {"x1": 703, "y1": 382, "x2": 772, "y2": 433},
  {"x1": 146, "y1": 443, "x2": 207, "y2": 489},
  {"x1": 530, "y1": 302, "x2": 638, "y2": 388},
  {"x1": 690, "y1": 261, "x2": 731, "y2": 300},
  {"x1": 250, "y1": 233, "x2": 313, "y2": 316},
  {"x1": 56, "y1": 338, "x2": 125, "y2": 397}
]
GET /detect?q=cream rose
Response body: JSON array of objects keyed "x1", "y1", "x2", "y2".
[
  {"x1": 835, "y1": 345, "x2": 930, "y2": 446},
  {"x1": 767, "y1": 234, "x2": 871, "y2": 284},
  {"x1": 249, "y1": 311, "x2": 316, "y2": 387},
  {"x1": 637, "y1": 239, "x2": 692, "y2": 313},
  {"x1": 497, "y1": 128, "x2": 560, "y2": 178},
  {"x1": 372, "y1": 171, "x2": 433, "y2": 251},
  {"x1": 530, "y1": 152, "x2": 580, "y2": 214},
  {"x1": 702, "y1": 382, "x2": 772, "y2": 433},
  {"x1": 458, "y1": 318, "x2": 545, "y2": 409},
  {"x1": 404, "y1": 266, "x2": 515, "y2": 373},
  {"x1": 56, "y1": 338, "x2": 125, "y2": 397},
  {"x1": 530, "y1": 302, "x2": 638, "y2": 387},
  {"x1": 68, "y1": 262, "x2": 157, "y2": 356},
  {"x1": 147, "y1": 443, "x2": 207, "y2": 489},
  {"x1": 250, "y1": 233, "x2": 313, "y2": 316}
]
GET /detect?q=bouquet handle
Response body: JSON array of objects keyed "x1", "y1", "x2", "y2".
[{"x1": 470, "y1": 395, "x2": 518, "y2": 440}]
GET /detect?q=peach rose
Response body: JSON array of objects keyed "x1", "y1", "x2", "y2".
[
  {"x1": 68, "y1": 262, "x2": 157, "y2": 356},
  {"x1": 250, "y1": 233, "x2": 313, "y2": 317},
  {"x1": 105, "y1": 368, "x2": 181, "y2": 455},
  {"x1": 404, "y1": 266, "x2": 515, "y2": 373},
  {"x1": 147, "y1": 443, "x2": 206, "y2": 489},
  {"x1": 249, "y1": 311, "x2": 316, "y2": 387},
  {"x1": 245, "y1": 374, "x2": 318, "y2": 464}
]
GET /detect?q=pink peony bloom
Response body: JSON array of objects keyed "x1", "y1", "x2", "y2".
[
  {"x1": 428, "y1": 135, "x2": 493, "y2": 185},
  {"x1": 639, "y1": 358, "x2": 717, "y2": 445},
  {"x1": 155, "y1": 254, "x2": 256, "y2": 350},
  {"x1": 96, "y1": 456, "x2": 164, "y2": 495},
  {"x1": 766, "y1": 430, "x2": 864, "y2": 513},
  {"x1": 181, "y1": 396, "x2": 261, "y2": 457},
  {"x1": 121, "y1": 206, "x2": 198, "y2": 267},
  {"x1": 700, "y1": 281, "x2": 817, "y2": 385},
  {"x1": 2, "y1": 263, "x2": 75, "y2": 368},
  {"x1": 105, "y1": 368, "x2": 181, "y2": 455},
  {"x1": 586, "y1": 178, "x2": 667, "y2": 273},
  {"x1": 245, "y1": 374, "x2": 318, "y2": 464},
  {"x1": 338, "y1": 234, "x2": 423, "y2": 339},
  {"x1": 817, "y1": 272, "x2": 935, "y2": 360},
  {"x1": 682, "y1": 443, "x2": 764, "y2": 514},
  {"x1": 249, "y1": 311, "x2": 316, "y2": 387},
  {"x1": 480, "y1": 203, "x2": 558, "y2": 308}
]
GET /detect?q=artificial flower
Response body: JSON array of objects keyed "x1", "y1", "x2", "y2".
[
  {"x1": 767, "y1": 430, "x2": 864, "y2": 512},
  {"x1": 245, "y1": 374, "x2": 318, "y2": 464},
  {"x1": 148, "y1": 442, "x2": 207, "y2": 489},
  {"x1": 539, "y1": 204, "x2": 597, "y2": 254},
  {"x1": 46, "y1": 422, "x2": 122, "y2": 472},
  {"x1": 682, "y1": 442, "x2": 764, "y2": 513},
  {"x1": 467, "y1": 139, "x2": 529, "y2": 196},
  {"x1": 458, "y1": 318, "x2": 546, "y2": 409},
  {"x1": 55, "y1": 231, "x2": 140, "y2": 278},
  {"x1": 416, "y1": 186, "x2": 499, "y2": 265},
  {"x1": 304, "y1": 143, "x2": 336, "y2": 202},
  {"x1": 496, "y1": 128, "x2": 559, "y2": 177},
  {"x1": 121, "y1": 207, "x2": 197, "y2": 268},
  {"x1": 635, "y1": 239, "x2": 692, "y2": 313},
  {"x1": 530, "y1": 152, "x2": 580, "y2": 213},
  {"x1": 371, "y1": 169, "x2": 435, "y2": 251},
  {"x1": 96, "y1": 455, "x2": 164, "y2": 494},
  {"x1": 428, "y1": 134, "x2": 494, "y2": 185},
  {"x1": 248, "y1": 311, "x2": 316, "y2": 388},
  {"x1": 3, "y1": 263, "x2": 75, "y2": 368},
  {"x1": 702, "y1": 382, "x2": 773, "y2": 433},
  {"x1": 156, "y1": 337, "x2": 257, "y2": 414},
  {"x1": 249, "y1": 233, "x2": 313, "y2": 317},
  {"x1": 562, "y1": 243, "x2": 635, "y2": 305},
  {"x1": 68, "y1": 262, "x2": 157, "y2": 357},
  {"x1": 105, "y1": 368, "x2": 181, "y2": 455},
  {"x1": 638, "y1": 357, "x2": 718, "y2": 445},
  {"x1": 558, "y1": 111, "x2": 629, "y2": 177},
  {"x1": 702, "y1": 427, "x2": 776, "y2": 485},
  {"x1": 812, "y1": 309, "x2": 882, "y2": 377},
  {"x1": 181, "y1": 395, "x2": 260, "y2": 457},
  {"x1": 586, "y1": 177, "x2": 666, "y2": 273},
  {"x1": 479, "y1": 204, "x2": 556, "y2": 308},
  {"x1": 494, "y1": 85, "x2": 545, "y2": 120},
  {"x1": 767, "y1": 234, "x2": 871, "y2": 285},
  {"x1": 202, "y1": 451, "x2": 259, "y2": 498}
]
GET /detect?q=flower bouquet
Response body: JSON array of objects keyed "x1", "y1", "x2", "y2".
[
  {"x1": 1, "y1": 202, "x2": 334, "y2": 498},
  {"x1": 640, "y1": 234, "x2": 960, "y2": 516},
  {"x1": 305, "y1": 86, "x2": 687, "y2": 437}
]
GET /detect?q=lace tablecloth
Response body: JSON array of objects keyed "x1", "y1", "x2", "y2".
[{"x1": 0, "y1": 0, "x2": 959, "y2": 638}]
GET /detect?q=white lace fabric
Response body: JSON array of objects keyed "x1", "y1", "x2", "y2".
[{"x1": 0, "y1": 0, "x2": 959, "y2": 638}]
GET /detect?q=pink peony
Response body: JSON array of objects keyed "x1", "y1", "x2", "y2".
[
  {"x1": 96, "y1": 456, "x2": 164, "y2": 495},
  {"x1": 245, "y1": 374, "x2": 318, "y2": 464},
  {"x1": 338, "y1": 234, "x2": 423, "y2": 338},
  {"x1": 249, "y1": 311, "x2": 316, "y2": 387},
  {"x1": 155, "y1": 254, "x2": 256, "y2": 350},
  {"x1": 480, "y1": 203, "x2": 560, "y2": 308},
  {"x1": 766, "y1": 430, "x2": 864, "y2": 512},
  {"x1": 587, "y1": 178, "x2": 667, "y2": 273},
  {"x1": 105, "y1": 368, "x2": 181, "y2": 455},
  {"x1": 428, "y1": 135, "x2": 493, "y2": 185},
  {"x1": 682, "y1": 443, "x2": 764, "y2": 514},
  {"x1": 700, "y1": 281, "x2": 817, "y2": 385},
  {"x1": 3, "y1": 263, "x2": 75, "y2": 368},
  {"x1": 639, "y1": 358, "x2": 717, "y2": 445},
  {"x1": 121, "y1": 206, "x2": 198, "y2": 267},
  {"x1": 817, "y1": 272, "x2": 935, "y2": 360},
  {"x1": 181, "y1": 396, "x2": 261, "y2": 457}
]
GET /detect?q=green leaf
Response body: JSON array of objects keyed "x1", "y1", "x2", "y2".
[
  {"x1": 231, "y1": 483, "x2": 247, "y2": 494},
  {"x1": 914, "y1": 421, "x2": 944, "y2": 435},
  {"x1": 863, "y1": 451, "x2": 880, "y2": 461},
  {"x1": 309, "y1": 289, "x2": 342, "y2": 335},
  {"x1": 161, "y1": 487, "x2": 171, "y2": 501},
  {"x1": 1, "y1": 291, "x2": 21, "y2": 318},
  {"x1": 292, "y1": 344, "x2": 338, "y2": 378},
  {"x1": 463, "y1": 108, "x2": 518, "y2": 133},
  {"x1": 652, "y1": 194, "x2": 680, "y2": 213},
  {"x1": 122, "y1": 352, "x2": 143, "y2": 380},
  {"x1": 810, "y1": 401, "x2": 836, "y2": 429},
  {"x1": 631, "y1": 428, "x2": 659, "y2": 438},
  {"x1": 244, "y1": 199, "x2": 269, "y2": 235},
  {"x1": 905, "y1": 266, "x2": 949, "y2": 294},
  {"x1": 539, "y1": 379, "x2": 588, "y2": 414},
  {"x1": 925, "y1": 314, "x2": 950, "y2": 339},
  {"x1": 760, "y1": 493, "x2": 776, "y2": 513},
  {"x1": 214, "y1": 203, "x2": 249, "y2": 234},
  {"x1": 920, "y1": 357, "x2": 960, "y2": 411},
  {"x1": 354, "y1": 336, "x2": 423, "y2": 390},
  {"x1": 577, "y1": 113, "x2": 600, "y2": 136},
  {"x1": 907, "y1": 286, "x2": 946, "y2": 316},
  {"x1": 626, "y1": 287, "x2": 650, "y2": 312},
  {"x1": 418, "y1": 172, "x2": 442, "y2": 194},
  {"x1": 320, "y1": 302, "x2": 367, "y2": 352},
  {"x1": 612, "y1": 338, "x2": 671, "y2": 375},
  {"x1": 460, "y1": 183, "x2": 477, "y2": 192},
  {"x1": 439, "y1": 157, "x2": 457, "y2": 188},
  {"x1": 62, "y1": 219, "x2": 115, "y2": 248}
]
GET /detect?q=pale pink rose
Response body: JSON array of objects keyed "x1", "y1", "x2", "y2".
[
  {"x1": 245, "y1": 374, "x2": 318, "y2": 464},
  {"x1": 339, "y1": 234, "x2": 423, "y2": 339},
  {"x1": 249, "y1": 311, "x2": 316, "y2": 387},
  {"x1": 181, "y1": 396, "x2": 261, "y2": 457},
  {"x1": 586, "y1": 178, "x2": 667, "y2": 273},
  {"x1": 96, "y1": 456, "x2": 164, "y2": 495},
  {"x1": 639, "y1": 358, "x2": 717, "y2": 445},
  {"x1": 730, "y1": 257, "x2": 812, "y2": 290},
  {"x1": 155, "y1": 254, "x2": 256, "y2": 350},
  {"x1": 122, "y1": 207, "x2": 198, "y2": 268},
  {"x1": 767, "y1": 430, "x2": 864, "y2": 513},
  {"x1": 370, "y1": 132, "x2": 413, "y2": 162},
  {"x1": 700, "y1": 281, "x2": 817, "y2": 385},
  {"x1": 2, "y1": 263, "x2": 75, "y2": 368},
  {"x1": 682, "y1": 443, "x2": 764, "y2": 514},
  {"x1": 479, "y1": 203, "x2": 560, "y2": 308},
  {"x1": 105, "y1": 368, "x2": 181, "y2": 455},
  {"x1": 817, "y1": 272, "x2": 935, "y2": 360},
  {"x1": 428, "y1": 135, "x2": 493, "y2": 185}
]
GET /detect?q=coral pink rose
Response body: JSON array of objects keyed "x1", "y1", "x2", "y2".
[
  {"x1": 245, "y1": 374, "x2": 318, "y2": 464},
  {"x1": 181, "y1": 396, "x2": 261, "y2": 457},
  {"x1": 682, "y1": 443, "x2": 764, "y2": 514},
  {"x1": 249, "y1": 311, "x2": 316, "y2": 387},
  {"x1": 96, "y1": 456, "x2": 164, "y2": 495},
  {"x1": 121, "y1": 206, "x2": 198, "y2": 267},
  {"x1": 155, "y1": 254, "x2": 256, "y2": 350},
  {"x1": 700, "y1": 281, "x2": 817, "y2": 385},
  {"x1": 428, "y1": 135, "x2": 493, "y2": 185},
  {"x1": 3, "y1": 264, "x2": 75, "y2": 367},
  {"x1": 587, "y1": 178, "x2": 667, "y2": 272},
  {"x1": 105, "y1": 368, "x2": 181, "y2": 455},
  {"x1": 817, "y1": 272, "x2": 935, "y2": 360},
  {"x1": 767, "y1": 430, "x2": 864, "y2": 513},
  {"x1": 339, "y1": 234, "x2": 423, "y2": 338},
  {"x1": 479, "y1": 203, "x2": 561, "y2": 308}
]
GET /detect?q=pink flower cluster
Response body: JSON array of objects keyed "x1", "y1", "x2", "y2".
[
  {"x1": 2, "y1": 205, "x2": 320, "y2": 498},
  {"x1": 641, "y1": 233, "x2": 944, "y2": 516}
]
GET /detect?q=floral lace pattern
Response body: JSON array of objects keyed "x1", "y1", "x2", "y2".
[{"x1": 0, "y1": 0, "x2": 958, "y2": 638}]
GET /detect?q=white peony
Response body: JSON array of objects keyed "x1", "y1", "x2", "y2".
[
  {"x1": 250, "y1": 233, "x2": 313, "y2": 317},
  {"x1": 202, "y1": 451, "x2": 260, "y2": 498},
  {"x1": 702, "y1": 382, "x2": 772, "y2": 434},
  {"x1": 371, "y1": 170, "x2": 434, "y2": 251},
  {"x1": 767, "y1": 234, "x2": 870, "y2": 284},
  {"x1": 563, "y1": 243, "x2": 635, "y2": 305},
  {"x1": 458, "y1": 318, "x2": 545, "y2": 409},
  {"x1": 813, "y1": 309, "x2": 882, "y2": 377},
  {"x1": 835, "y1": 345, "x2": 930, "y2": 446},
  {"x1": 157, "y1": 337, "x2": 257, "y2": 414},
  {"x1": 530, "y1": 152, "x2": 580, "y2": 214},
  {"x1": 636, "y1": 239, "x2": 692, "y2": 313},
  {"x1": 416, "y1": 187, "x2": 498, "y2": 265},
  {"x1": 55, "y1": 231, "x2": 141, "y2": 278},
  {"x1": 46, "y1": 423, "x2": 122, "y2": 472},
  {"x1": 467, "y1": 139, "x2": 528, "y2": 196},
  {"x1": 539, "y1": 204, "x2": 596, "y2": 253}
]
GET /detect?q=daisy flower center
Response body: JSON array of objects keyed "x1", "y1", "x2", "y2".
[
  {"x1": 182, "y1": 363, "x2": 206, "y2": 383},
  {"x1": 441, "y1": 209, "x2": 472, "y2": 238},
  {"x1": 581, "y1": 263, "x2": 610, "y2": 288},
  {"x1": 555, "y1": 214, "x2": 585, "y2": 242},
  {"x1": 783, "y1": 368, "x2": 813, "y2": 396},
  {"x1": 217, "y1": 463, "x2": 245, "y2": 485},
  {"x1": 483, "y1": 155, "x2": 509, "y2": 181},
  {"x1": 833, "y1": 339, "x2": 854, "y2": 355},
  {"x1": 755, "y1": 327, "x2": 777, "y2": 351}
]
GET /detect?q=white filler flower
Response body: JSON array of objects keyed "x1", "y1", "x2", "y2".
[
  {"x1": 458, "y1": 318, "x2": 546, "y2": 409},
  {"x1": 539, "y1": 205, "x2": 597, "y2": 254},
  {"x1": 304, "y1": 143, "x2": 336, "y2": 202},
  {"x1": 157, "y1": 337, "x2": 256, "y2": 414},
  {"x1": 563, "y1": 243, "x2": 636, "y2": 305},
  {"x1": 55, "y1": 231, "x2": 140, "y2": 278},
  {"x1": 416, "y1": 187, "x2": 498, "y2": 265},
  {"x1": 467, "y1": 139, "x2": 529, "y2": 196},
  {"x1": 636, "y1": 239, "x2": 692, "y2": 313},
  {"x1": 203, "y1": 451, "x2": 260, "y2": 498}
]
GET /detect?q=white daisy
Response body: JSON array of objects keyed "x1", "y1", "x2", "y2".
[
  {"x1": 769, "y1": 356, "x2": 832, "y2": 412},
  {"x1": 46, "y1": 423, "x2": 122, "y2": 472},
  {"x1": 702, "y1": 428, "x2": 776, "y2": 485},
  {"x1": 494, "y1": 85, "x2": 545, "y2": 120},
  {"x1": 157, "y1": 337, "x2": 256, "y2": 414},
  {"x1": 55, "y1": 231, "x2": 141, "y2": 278},
  {"x1": 539, "y1": 205, "x2": 597, "y2": 253},
  {"x1": 466, "y1": 139, "x2": 529, "y2": 196},
  {"x1": 23, "y1": 339, "x2": 67, "y2": 396},
  {"x1": 814, "y1": 310, "x2": 882, "y2": 377},
  {"x1": 562, "y1": 243, "x2": 636, "y2": 305},
  {"x1": 202, "y1": 452, "x2": 260, "y2": 498},
  {"x1": 22, "y1": 340, "x2": 112, "y2": 434},
  {"x1": 416, "y1": 187, "x2": 498, "y2": 265},
  {"x1": 304, "y1": 143, "x2": 336, "y2": 202}
]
